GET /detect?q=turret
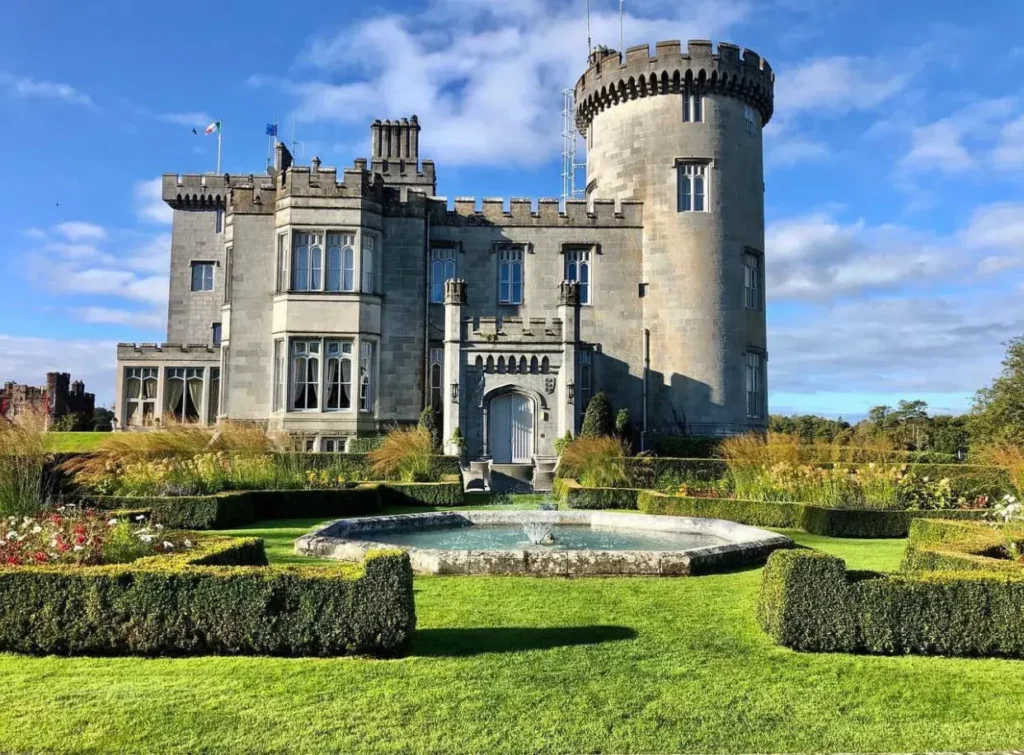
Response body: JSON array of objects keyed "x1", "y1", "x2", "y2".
[{"x1": 574, "y1": 40, "x2": 773, "y2": 434}]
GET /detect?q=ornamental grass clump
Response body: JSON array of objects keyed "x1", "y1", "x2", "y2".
[
  {"x1": 559, "y1": 436, "x2": 630, "y2": 488},
  {"x1": 368, "y1": 426, "x2": 435, "y2": 482},
  {"x1": 0, "y1": 410, "x2": 48, "y2": 518}
]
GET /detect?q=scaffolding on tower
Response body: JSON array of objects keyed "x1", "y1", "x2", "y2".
[{"x1": 561, "y1": 88, "x2": 585, "y2": 206}]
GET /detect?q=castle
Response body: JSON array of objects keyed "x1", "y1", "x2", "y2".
[
  {"x1": 1, "y1": 373, "x2": 95, "y2": 429},
  {"x1": 114, "y1": 39, "x2": 774, "y2": 462}
]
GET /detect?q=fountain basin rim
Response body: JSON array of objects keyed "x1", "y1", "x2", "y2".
[{"x1": 295, "y1": 510, "x2": 794, "y2": 577}]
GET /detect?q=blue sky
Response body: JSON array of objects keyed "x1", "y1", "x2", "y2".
[{"x1": 2, "y1": 0, "x2": 1023, "y2": 419}]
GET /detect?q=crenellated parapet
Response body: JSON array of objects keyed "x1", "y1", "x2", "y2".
[
  {"x1": 574, "y1": 39, "x2": 774, "y2": 131},
  {"x1": 117, "y1": 343, "x2": 221, "y2": 361},
  {"x1": 427, "y1": 197, "x2": 643, "y2": 227},
  {"x1": 162, "y1": 173, "x2": 275, "y2": 209},
  {"x1": 466, "y1": 316, "x2": 564, "y2": 344}
]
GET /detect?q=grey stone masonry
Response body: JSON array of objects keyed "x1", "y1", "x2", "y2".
[{"x1": 115, "y1": 38, "x2": 772, "y2": 454}]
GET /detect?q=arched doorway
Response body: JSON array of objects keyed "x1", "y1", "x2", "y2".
[{"x1": 488, "y1": 392, "x2": 534, "y2": 463}]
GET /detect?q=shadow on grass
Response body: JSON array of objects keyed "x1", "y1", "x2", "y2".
[{"x1": 412, "y1": 625, "x2": 637, "y2": 657}]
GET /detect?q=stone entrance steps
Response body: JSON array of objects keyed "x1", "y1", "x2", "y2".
[{"x1": 490, "y1": 464, "x2": 534, "y2": 494}]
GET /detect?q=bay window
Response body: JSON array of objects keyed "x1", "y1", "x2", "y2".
[
  {"x1": 291, "y1": 340, "x2": 320, "y2": 410},
  {"x1": 124, "y1": 367, "x2": 158, "y2": 427},
  {"x1": 165, "y1": 367, "x2": 203, "y2": 423},
  {"x1": 285, "y1": 337, "x2": 372, "y2": 414},
  {"x1": 325, "y1": 340, "x2": 354, "y2": 410},
  {"x1": 287, "y1": 229, "x2": 376, "y2": 293}
]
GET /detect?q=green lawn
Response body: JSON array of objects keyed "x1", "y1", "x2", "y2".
[
  {"x1": 42, "y1": 431, "x2": 108, "y2": 452},
  {"x1": 2, "y1": 512, "x2": 1024, "y2": 753}
]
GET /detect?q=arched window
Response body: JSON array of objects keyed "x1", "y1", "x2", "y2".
[
  {"x1": 291, "y1": 340, "x2": 320, "y2": 410},
  {"x1": 677, "y1": 163, "x2": 708, "y2": 213},
  {"x1": 361, "y1": 235, "x2": 376, "y2": 293},
  {"x1": 498, "y1": 247, "x2": 523, "y2": 304},
  {"x1": 292, "y1": 234, "x2": 310, "y2": 290},
  {"x1": 429, "y1": 347, "x2": 443, "y2": 410},
  {"x1": 565, "y1": 248, "x2": 592, "y2": 304},
  {"x1": 497, "y1": 356, "x2": 506, "y2": 373},
  {"x1": 429, "y1": 246, "x2": 457, "y2": 303},
  {"x1": 541, "y1": 356, "x2": 550, "y2": 374},
  {"x1": 507, "y1": 355, "x2": 517, "y2": 374},
  {"x1": 519, "y1": 356, "x2": 528, "y2": 373},
  {"x1": 326, "y1": 233, "x2": 342, "y2": 291},
  {"x1": 325, "y1": 340, "x2": 353, "y2": 411},
  {"x1": 475, "y1": 355, "x2": 484, "y2": 369},
  {"x1": 343, "y1": 245, "x2": 355, "y2": 291},
  {"x1": 486, "y1": 356, "x2": 495, "y2": 372},
  {"x1": 310, "y1": 235, "x2": 322, "y2": 290},
  {"x1": 530, "y1": 356, "x2": 539, "y2": 374}
]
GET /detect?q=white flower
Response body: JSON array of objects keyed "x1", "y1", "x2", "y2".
[
  {"x1": 107, "y1": 519, "x2": 118, "y2": 526},
  {"x1": 73, "y1": 545, "x2": 83, "y2": 552},
  {"x1": 135, "y1": 515, "x2": 146, "y2": 522},
  {"x1": 162, "y1": 541, "x2": 174, "y2": 550},
  {"x1": 183, "y1": 539, "x2": 192, "y2": 548},
  {"x1": 154, "y1": 524, "x2": 164, "y2": 530},
  {"x1": 31, "y1": 525, "x2": 42, "y2": 534},
  {"x1": 5, "y1": 531, "x2": 16, "y2": 540},
  {"x1": 138, "y1": 534, "x2": 154, "y2": 544}
]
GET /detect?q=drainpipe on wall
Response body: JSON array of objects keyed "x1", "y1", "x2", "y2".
[
  {"x1": 422, "y1": 212, "x2": 431, "y2": 418},
  {"x1": 641, "y1": 327, "x2": 649, "y2": 452}
]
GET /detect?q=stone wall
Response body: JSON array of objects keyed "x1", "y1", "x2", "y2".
[{"x1": 0, "y1": 372, "x2": 95, "y2": 429}]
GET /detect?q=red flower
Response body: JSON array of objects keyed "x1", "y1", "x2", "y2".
[{"x1": 33, "y1": 551, "x2": 47, "y2": 563}]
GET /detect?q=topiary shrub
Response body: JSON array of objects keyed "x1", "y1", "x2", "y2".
[
  {"x1": 615, "y1": 408, "x2": 634, "y2": 450},
  {"x1": 418, "y1": 406, "x2": 443, "y2": 453},
  {"x1": 580, "y1": 392, "x2": 614, "y2": 438}
]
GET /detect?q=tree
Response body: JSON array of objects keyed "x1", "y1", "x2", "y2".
[
  {"x1": 580, "y1": 392, "x2": 614, "y2": 438},
  {"x1": 418, "y1": 405, "x2": 442, "y2": 452},
  {"x1": 969, "y1": 335, "x2": 1024, "y2": 445},
  {"x1": 615, "y1": 408, "x2": 634, "y2": 450},
  {"x1": 91, "y1": 407, "x2": 115, "y2": 432}
]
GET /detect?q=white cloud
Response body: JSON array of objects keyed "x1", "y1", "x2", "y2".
[
  {"x1": 254, "y1": 0, "x2": 749, "y2": 166},
  {"x1": 159, "y1": 111, "x2": 213, "y2": 128},
  {"x1": 54, "y1": 221, "x2": 106, "y2": 242},
  {"x1": 0, "y1": 334, "x2": 116, "y2": 405},
  {"x1": 77, "y1": 306, "x2": 165, "y2": 329},
  {"x1": 0, "y1": 72, "x2": 93, "y2": 107},
  {"x1": 897, "y1": 97, "x2": 1020, "y2": 175},
  {"x1": 962, "y1": 202, "x2": 1024, "y2": 253},
  {"x1": 133, "y1": 178, "x2": 172, "y2": 224},
  {"x1": 774, "y1": 55, "x2": 909, "y2": 115},
  {"x1": 993, "y1": 114, "x2": 1024, "y2": 168}
]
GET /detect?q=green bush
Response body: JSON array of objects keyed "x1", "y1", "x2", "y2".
[
  {"x1": 580, "y1": 392, "x2": 614, "y2": 438},
  {"x1": 757, "y1": 549, "x2": 1024, "y2": 658},
  {"x1": 901, "y1": 518, "x2": 1024, "y2": 574},
  {"x1": 347, "y1": 436, "x2": 385, "y2": 453},
  {"x1": 561, "y1": 480, "x2": 640, "y2": 510},
  {"x1": 418, "y1": 406, "x2": 443, "y2": 452},
  {"x1": 246, "y1": 489, "x2": 381, "y2": 520},
  {"x1": 653, "y1": 436, "x2": 723, "y2": 458},
  {"x1": 0, "y1": 538, "x2": 415, "y2": 657},
  {"x1": 85, "y1": 493, "x2": 253, "y2": 530},
  {"x1": 637, "y1": 491, "x2": 991, "y2": 538},
  {"x1": 624, "y1": 457, "x2": 729, "y2": 489},
  {"x1": 376, "y1": 482, "x2": 464, "y2": 507}
]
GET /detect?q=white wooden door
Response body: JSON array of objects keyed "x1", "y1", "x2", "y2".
[{"x1": 489, "y1": 394, "x2": 533, "y2": 463}]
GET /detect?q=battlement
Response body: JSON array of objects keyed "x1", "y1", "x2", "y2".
[
  {"x1": 162, "y1": 173, "x2": 275, "y2": 209},
  {"x1": 466, "y1": 316, "x2": 564, "y2": 343},
  {"x1": 427, "y1": 197, "x2": 643, "y2": 227},
  {"x1": 574, "y1": 39, "x2": 774, "y2": 130},
  {"x1": 117, "y1": 343, "x2": 221, "y2": 360}
]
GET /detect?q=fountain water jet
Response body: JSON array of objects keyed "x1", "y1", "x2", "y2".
[{"x1": 522, "y1": 521, "x2": 555, "y2": 545}]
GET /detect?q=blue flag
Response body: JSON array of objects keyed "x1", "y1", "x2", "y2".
[{"x1": 266, "y1": 123, "x2": 278, "y2": 136}]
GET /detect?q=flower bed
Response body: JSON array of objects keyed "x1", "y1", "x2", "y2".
[
  {"x1": 637, "y1": 491, "x2": 991, "y2": 538},
  {"x1": 757, "y1": 545, "x2": 1024, "y2": 658},
  {"x1": 0, "y1": 534, "x2": 416, "y2": 657},
  {"x1": 2, "y1": 507, "x2": 194, "y2": 566}
]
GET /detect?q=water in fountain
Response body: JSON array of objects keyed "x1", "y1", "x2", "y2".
[{"x1": 521, "y1": 521, "x2": 555, "y2": 545}]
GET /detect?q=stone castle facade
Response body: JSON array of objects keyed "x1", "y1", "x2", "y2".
[
  {"x1": 1, "y1": 373, "x2": 95, "y2": 429},
  {"x1": 114, "y1": 39, "x2": 774, "y2": 460}
]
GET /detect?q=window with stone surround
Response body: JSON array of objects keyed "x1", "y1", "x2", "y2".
[
  {"x1": 744, "y1": 105, "x2": 757, "y2": 135},
  {"x1": 191, "y1": 261, "x2": 215, "y2": 292},
  {"x1": 429, "y1": 246, "x2": 457, "y2": 303},
  {"x1": 429, "y1": 347, "x2": 443, "y2": 410},
  {"x1": 361, "y1": 235, "x2": 377, "y2": 293},
  {"x1": 290, "y1": 340, "x2": 321, "y2": 410},
  {"x1": 124, "y1": 367, "x2": 158, "y2": 427},
  {"x1": 211, "y1": 322, "x2": 222, "y2": 346},
  {"x1": 682, "y1": 84, "x2": 703, "y2": 123},
  {"x1": 325, "y1": 340, "x2": 354, "y2": 411},
  {"x1": 359, "y1": 341, "x2": 376, "y2": 413},
  {"x1": 292, "y1": 231, "x2": 324, "y2": 291},
  {"x1": 165, "y1": 367, "x2": 204, "y2": 423},
  {"x1": 746, "y1": 351, "x2": 765, "y2": 419},
  {"x1": 677, "y1": 162, "x2": 708, "y2": 213},
  {"x1": 498, "y1": 246, "x2": 524, "y2": 305},
  {"x1": 744, "y1": 251, "x2": 762, "y2": 310},
  {"x1": 564, "y1": 247, "x2": 592, "y2": 305},
  {"x1": 322, "y1": 437, "x2": 345, "y2": 453}
]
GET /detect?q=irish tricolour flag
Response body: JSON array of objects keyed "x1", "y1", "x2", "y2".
[{"x1": 204, "y1": 120, "x2": 221, "y2": 135}]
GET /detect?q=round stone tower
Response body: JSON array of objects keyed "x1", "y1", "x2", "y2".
[{"x1": 575, "y1": 39, "x2": 774, "y2": 435}]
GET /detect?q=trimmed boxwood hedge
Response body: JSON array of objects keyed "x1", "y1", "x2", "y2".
[
  {"x1": 0, "y1": 537, "x2": 416, "y2": 657},
  {"x1": 560, "y1": 480, "x2": 641, "y2": 510},
  {"x1": 757, "y1": 548, "x2": 1024, "y2": 658},
  {"x1": 900, "y1": 518, "x2": 1023, "y2": 574},
  {"x1": 375, "y1": 482, "x2": 464, "y2": 507},
  {"x1": 637, "y1": 491, "x2": 992, "y2": 538}
]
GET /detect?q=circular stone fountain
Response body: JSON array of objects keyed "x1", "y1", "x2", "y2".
[{"x1": 294, "y1": 511, "x2": 793, "y2": 576}]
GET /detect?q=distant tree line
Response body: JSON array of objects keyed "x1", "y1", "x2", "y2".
[{"x1": 772, "y1": 335, "x2": 1024, "y2": 453}]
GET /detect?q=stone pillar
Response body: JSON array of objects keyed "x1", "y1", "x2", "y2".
[
  {"x1": 409, "y1": 115, "x2": 420, "y2": 162},
  {"x1": 557, "y1": 281, "x2": 580, "y2": 438},
  {"x1": 442, "y1": 279, "x2": 467, "y2": 456},
  {"x1": 371, "y1": 120, "x2": 382, "y2": 158}
]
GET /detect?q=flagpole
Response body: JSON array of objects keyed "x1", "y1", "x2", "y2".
[{"x1": 216, "y1": 123, "x2": 222, "y2": 174}]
